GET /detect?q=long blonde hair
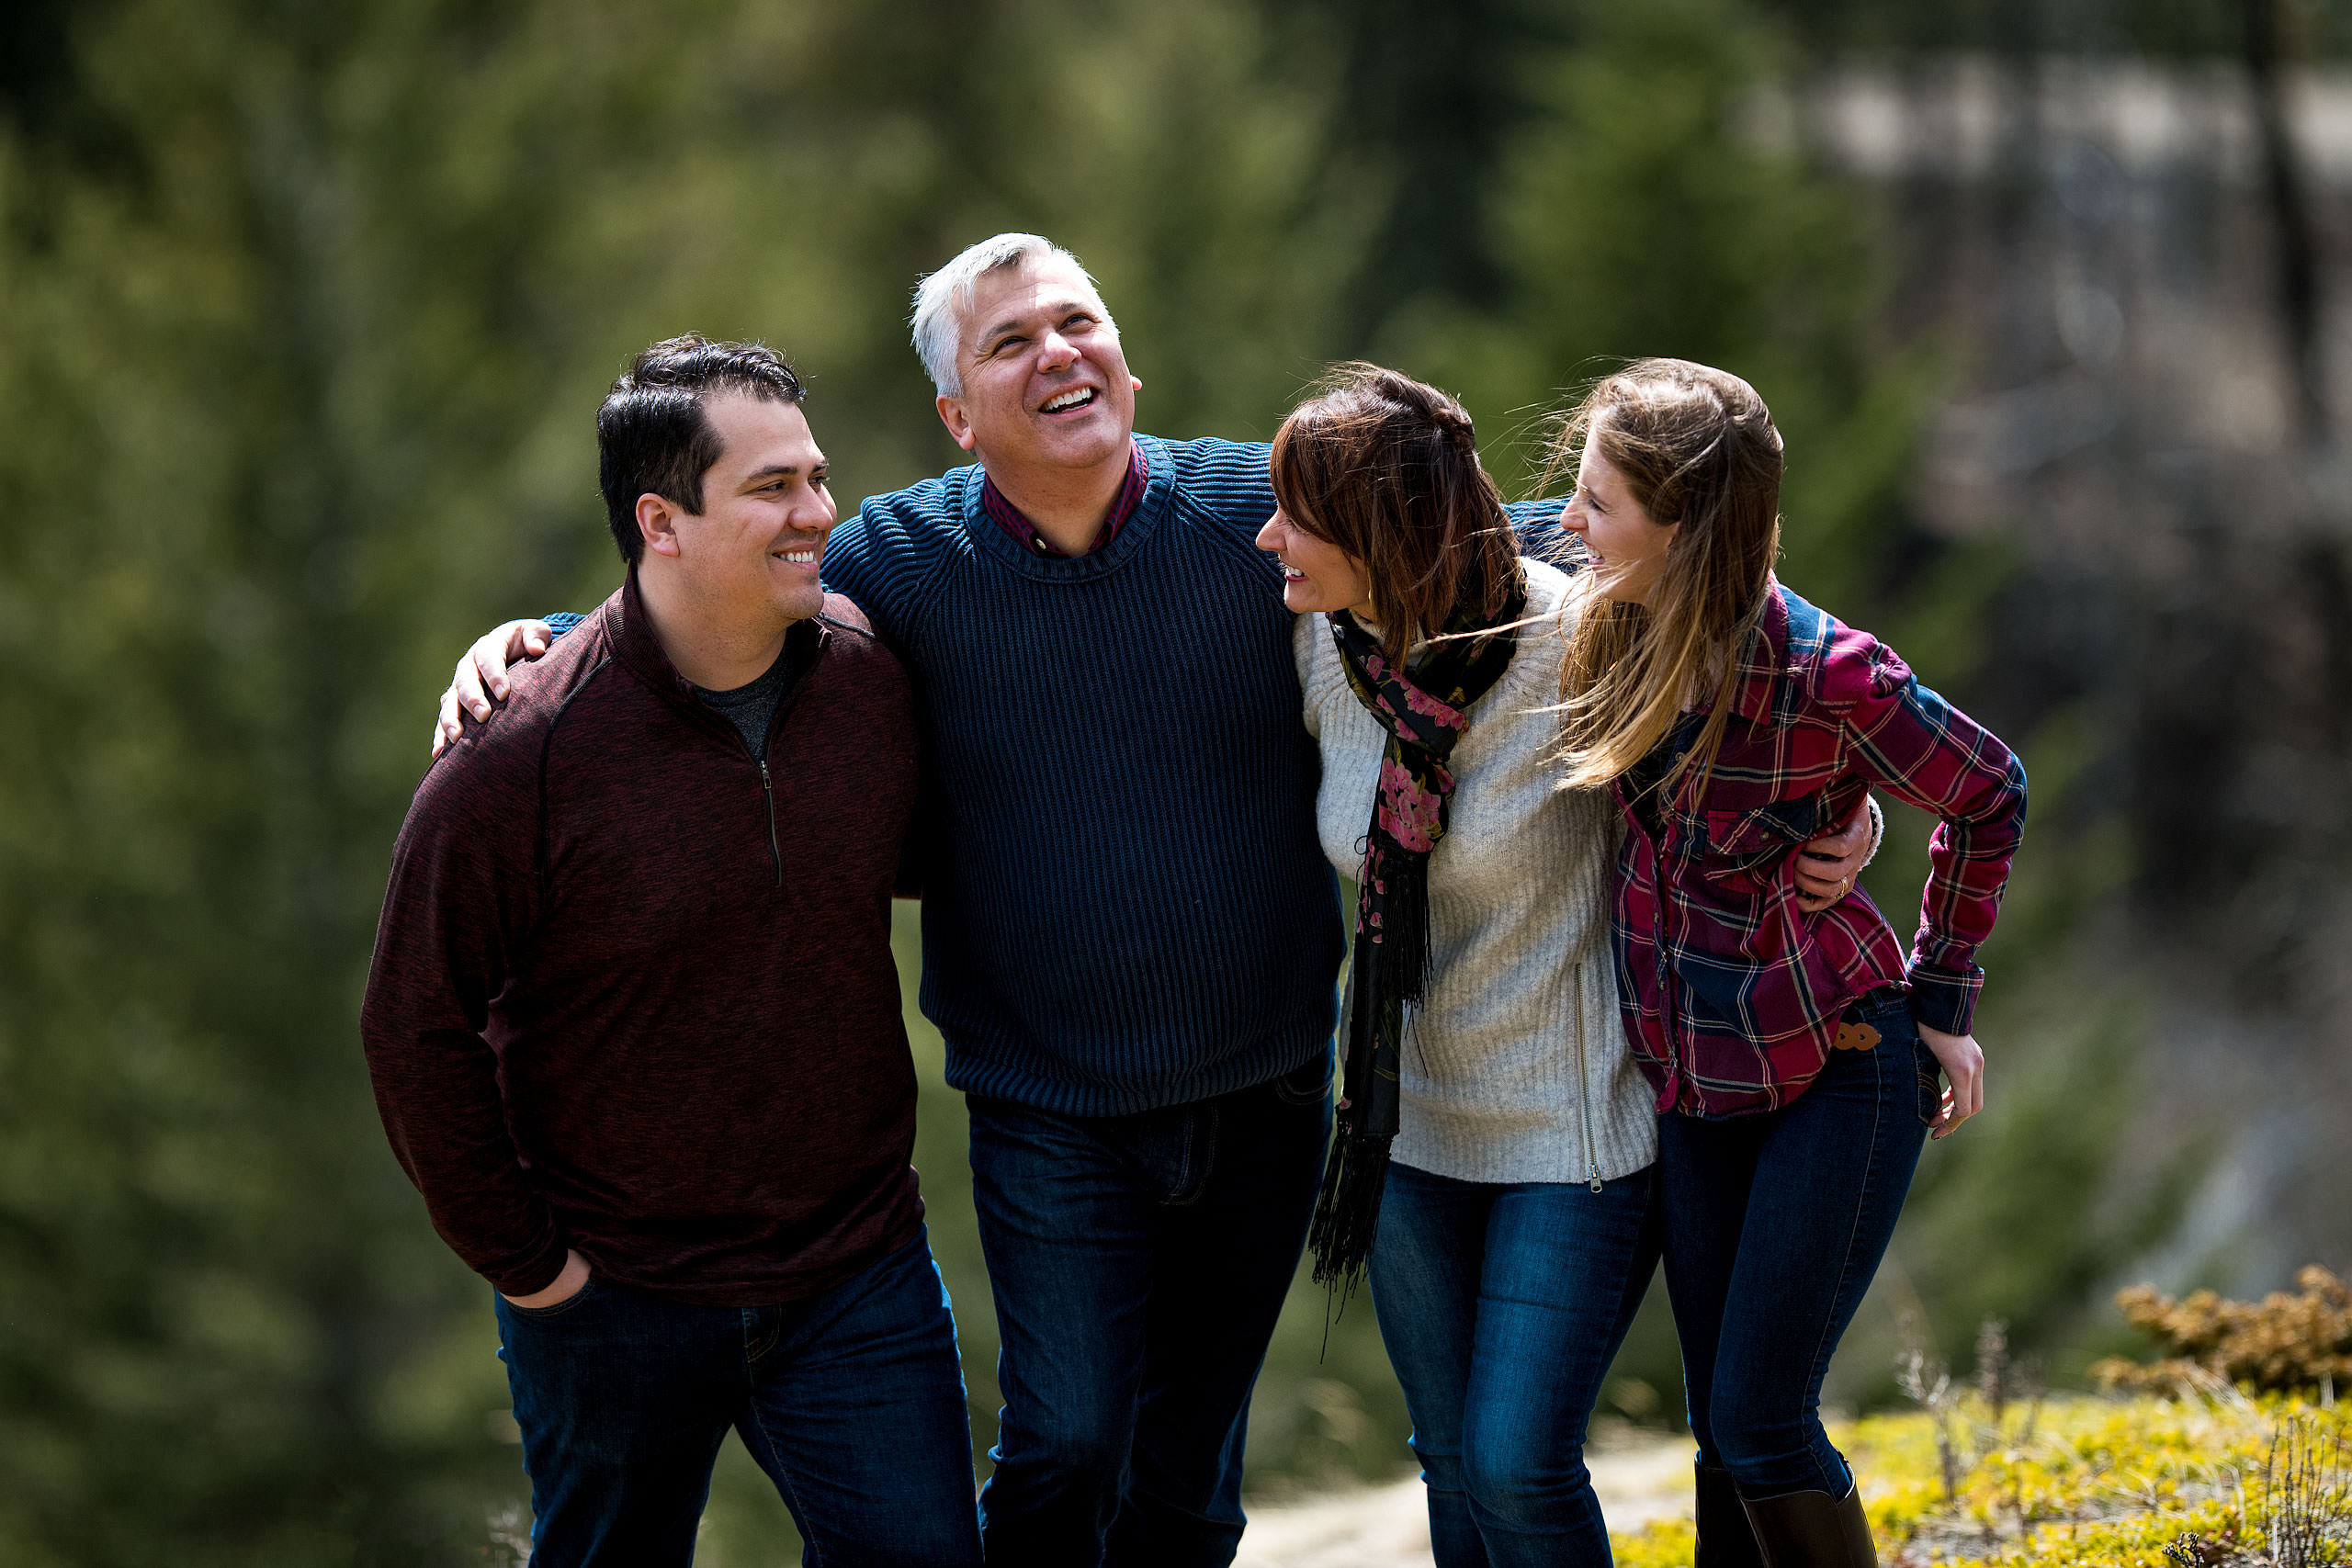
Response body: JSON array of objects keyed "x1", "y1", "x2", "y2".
[{"x1": 1553, "y1": 359, "x2": 1783, "y2": 797}]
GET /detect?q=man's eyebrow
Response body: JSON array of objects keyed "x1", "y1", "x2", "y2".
[
  {"x1": 975, "y1": 316, "x2": 1030, "y2": 351},
  {"x1": 974, "y1": 299, "x2": 1097, "y2": 351},
  {"x1": 741, "y1": 460, "x2": 821, "y2": 485}
]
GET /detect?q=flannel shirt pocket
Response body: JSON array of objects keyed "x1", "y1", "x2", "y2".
[{"x1": 1701, "y1": 795, "x2": 1826, "y2": 883}]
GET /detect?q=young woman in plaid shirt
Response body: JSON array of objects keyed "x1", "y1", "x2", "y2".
[{"x1": 1553, "y1": 359, "x2": 2028, "y2": 1568}]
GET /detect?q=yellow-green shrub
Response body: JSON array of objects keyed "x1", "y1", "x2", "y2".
[{"x1": 1606, "y1": 1394, "x2": 2351, "y2": 1568}]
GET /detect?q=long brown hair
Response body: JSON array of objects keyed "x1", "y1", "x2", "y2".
[
  {"x1": 1552, "y1": 358, "x2": 1783, "y2": 796},
  {"x1": 1270, "y1": 364, "x2": 1525, "y2": 667}
]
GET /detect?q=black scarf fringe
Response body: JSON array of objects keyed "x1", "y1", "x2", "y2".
[
  {"x1": 1307, "y1": 1121, "x2": 1392, "y2": 1298},
  {"x1": 1377, "y1": 855, "x2": 1433, "y2": 1010}
]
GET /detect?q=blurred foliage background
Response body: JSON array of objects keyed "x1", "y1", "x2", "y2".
[{"x1": 5, "y1": 0, "x2": 2350, "y2": 1562}]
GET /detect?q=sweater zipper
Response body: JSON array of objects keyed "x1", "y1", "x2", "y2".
[
  {"x1": 758, "y1": 757, "x2": 782, "y2": 887},
  {"x1": 1576, "y1": 1001, "x2": 1603, "y2": 1192}
]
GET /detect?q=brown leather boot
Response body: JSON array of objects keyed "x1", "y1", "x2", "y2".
[
  {"x1": 1740, "y1": 1483, "x2": 1877, "y2": 1568},
  {"x1": 1695, "y1": 1464, "x2": 1767, "y2": 1568}
]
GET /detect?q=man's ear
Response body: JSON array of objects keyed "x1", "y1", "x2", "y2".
[
  {"x1": 637, "y1": 493, "x2": 686, "y2": 558},
  {"x1": 936, "y1": 394, "x2": 978, "y2": 454}
]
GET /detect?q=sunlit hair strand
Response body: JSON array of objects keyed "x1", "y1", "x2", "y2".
[{"x1": 1548, "y1": 358, "x2": 1783, "y2": 798}]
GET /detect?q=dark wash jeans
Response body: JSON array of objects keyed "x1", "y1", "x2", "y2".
[
  {"x1": 965, "y1": 1054, "x2": 1333, "y2": 1567},
  {"x1": 1657, "y1": 989, "x2": 1941, "y2": 1499},
  {"x1": 1367, "y1": 1161, "x2": 1661, "y2": 1568},
  {"x1": 493, "y1": 1230, "x2": 980, "y2": 1568}
]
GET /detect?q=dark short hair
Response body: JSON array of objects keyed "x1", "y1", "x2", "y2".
[
  {"x1": 597, "y1": 335, "x2": 806, "y2": 564},
  {"x1": 1270, "y1": 363, "x2": 1523, "y2": 668}
]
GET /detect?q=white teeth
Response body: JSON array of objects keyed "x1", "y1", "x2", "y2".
[
  {"x1": 775, "y1": 549, "x2": 817, "y2": 564},
  {"x1": 1043, "y1": 389, "x2": 1094, "y2": 412}
]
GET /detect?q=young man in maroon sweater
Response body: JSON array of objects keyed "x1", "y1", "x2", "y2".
[{"x1": 360, "y1": 338, "x2": 980, "y2": 1568}]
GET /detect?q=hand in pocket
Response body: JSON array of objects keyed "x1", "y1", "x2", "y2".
[
  {"x1": 1916, "y1": 1024, "x2": 1983, "y2": 1138},
  {"x1": 501, "y1": 1248, "x2": 592, "y2": 1310}
]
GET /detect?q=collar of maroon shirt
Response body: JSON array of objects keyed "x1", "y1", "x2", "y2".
[
  {"x1": 611, "y1": 567, "x2": 826, "y2": 732},
  {"x1": 978, "y1": 440, "x2": 1150, "y2": 558}
]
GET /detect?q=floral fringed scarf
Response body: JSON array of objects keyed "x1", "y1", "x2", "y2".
[{"x1": 1308, "y1": 577, "x2": 1527, "y2": 1296}]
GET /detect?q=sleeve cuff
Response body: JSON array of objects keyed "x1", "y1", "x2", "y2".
[{"x1": 1905, "y1": 963, "x2": 1983, "y2": 1035}]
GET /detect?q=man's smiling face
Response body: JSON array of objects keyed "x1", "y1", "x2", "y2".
[
  {"x1": 660, "y1": 392, "x2": 836, "y2": 628},
  {"x1": 937, "y1": 255, "x2": 1138, "y2": 479}
]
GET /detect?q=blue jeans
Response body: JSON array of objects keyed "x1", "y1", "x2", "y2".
[
  {"x1": 492, "y1": 1231, "x2": 980, "y2": 1567},
  {"x1": 966, "y1": 1055, "x2": 1332, "y2": 1567},
  {"x1": 1657, "y1": 991, "x2": 1940, "y2": 1498},
  {"x1": 1367, "y1": 1160, "x2": 1660, "y2": 1568}
]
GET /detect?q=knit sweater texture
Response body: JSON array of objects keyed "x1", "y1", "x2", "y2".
[
  {"x1": 1296, "y1": 558, "x2": 1658, "y2": 1185},
  {"x1": 821, "y1": 434, "x2": 1343, "y2": 1115}
]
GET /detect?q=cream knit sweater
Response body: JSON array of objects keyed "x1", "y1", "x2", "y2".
[{"x1": 1295, "y1": 558, "x2": 1658, "y2": 1186}]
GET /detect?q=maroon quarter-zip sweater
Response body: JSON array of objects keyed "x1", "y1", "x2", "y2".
[{"x1": 361, "y1": 574, "x2": 923, "y2": 1305}]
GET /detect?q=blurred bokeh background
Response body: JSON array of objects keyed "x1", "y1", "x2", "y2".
[{"x1": 5, "y1": 0, "x2": 2350, "y2": 1561}]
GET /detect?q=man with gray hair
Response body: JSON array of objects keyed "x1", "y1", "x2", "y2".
[
  {"x1": 865, "y1": 233, "x2": 1341, "y2": 1563},
  {"x1": 813, "y1": 233, "x2": 1345, "y2": 1566}
]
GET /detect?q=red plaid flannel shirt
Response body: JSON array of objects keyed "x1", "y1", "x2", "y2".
[
  {"x1": 979, "y1": 441, "x2": 1149, "y2": 558},
  {"x1": 1613, "y1": 581, "x2": 2029, "y2": 1118}
]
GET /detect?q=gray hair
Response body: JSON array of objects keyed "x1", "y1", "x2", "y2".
[{"x1": 910, "y1": 232, "x2": 1107, "y2": 398}]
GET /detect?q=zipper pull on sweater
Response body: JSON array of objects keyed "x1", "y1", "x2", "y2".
[{"x1": 759, "y1": 759, "x2": 782, "y2": 886}]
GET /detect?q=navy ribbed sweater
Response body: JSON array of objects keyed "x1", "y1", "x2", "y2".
[{"x1": 824, "y1": 434, "x2": 1342, "y2": 1114}]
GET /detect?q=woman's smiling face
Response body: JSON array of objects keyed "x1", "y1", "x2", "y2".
[
  {"x1": 1562, "y1": 422, "x2": 1680, "y2": 604},
  {"x1": 1256, "y1": 505, "x2": 1374, "y2": 617}
]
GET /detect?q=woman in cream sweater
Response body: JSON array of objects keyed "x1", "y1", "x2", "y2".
[{"x1": 1257, "y1": 365, "x2": 1871, "y2": 1568}]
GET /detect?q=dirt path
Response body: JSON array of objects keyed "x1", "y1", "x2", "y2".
[{"x1": 1234, "y1": 1437, "x2": 1693, "y2": 1568}]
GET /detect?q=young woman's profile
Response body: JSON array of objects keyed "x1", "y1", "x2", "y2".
[{"x1": 1554, "y1": 358, "x2": 2027, "y2": 1568}]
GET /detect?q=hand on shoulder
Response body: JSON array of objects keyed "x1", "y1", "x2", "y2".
[{"x1": 432, "y1": 619, "x2": 556, "y2": 759}]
